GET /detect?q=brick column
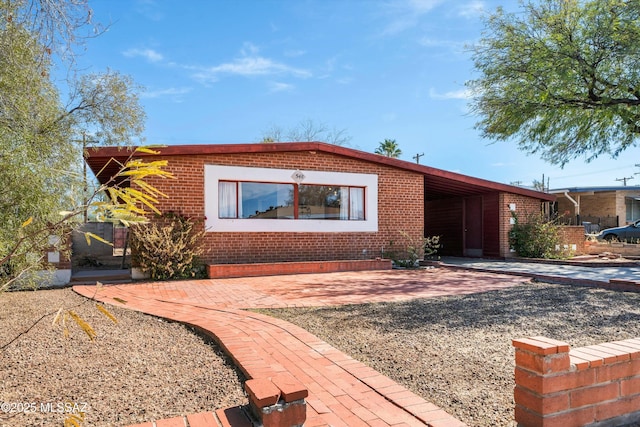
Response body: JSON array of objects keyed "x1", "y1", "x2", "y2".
[
  {"x1": 513, "y1": 336, "x2": 573, "y2": 427},
  {"x1": 244, "y1": 373, "x2": 308, "y2": 427}
]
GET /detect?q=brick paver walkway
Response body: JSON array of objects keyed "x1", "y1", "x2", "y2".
[{"x1": 73, "y1": 268, "x2": 530, "y2": 427}]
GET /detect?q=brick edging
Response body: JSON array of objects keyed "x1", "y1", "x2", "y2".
[{"x1": 506, "y1": 257, "x2": 640, "y2": 268}]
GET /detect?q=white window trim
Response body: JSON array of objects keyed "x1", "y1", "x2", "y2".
[{"x1": 205, "y1": 165, "x2": 378, "y2": 232}]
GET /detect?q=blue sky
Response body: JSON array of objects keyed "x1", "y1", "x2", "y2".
[{"x1": 72, "y1": 0, "x2": 640, "y2": 190}]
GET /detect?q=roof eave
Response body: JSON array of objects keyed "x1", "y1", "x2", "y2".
[{"x1": 85, "y1": 142, "x2": 555, "y2": 201}]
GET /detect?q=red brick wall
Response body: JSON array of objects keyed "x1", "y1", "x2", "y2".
[
  {"x1": 557, "y1": 226, "x2": 586, "y2": 255},
  {"x1": 139, "y1": 151, "x2": 424, "y2": 264},
  {"x1": 482, "y1": 193, "x2": 501, "y2": 257},
  {"x1": 500, "y1": 193, "x2": 547, "y2": 257},
  {"x1": 514, "y1": 336, "x2": 640, "y2": 427}
]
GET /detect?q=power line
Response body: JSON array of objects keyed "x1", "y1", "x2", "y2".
[
  {"x1": 549, "y1": 165, "x2": 637, "y2": 181},
  {"x1": 615, "y1": 176, "x2": 634, "y2": 186}
]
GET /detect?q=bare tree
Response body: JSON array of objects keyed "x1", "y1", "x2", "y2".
[{"x1": 260, "y1": 119, "x2": 351, "y2": 145}]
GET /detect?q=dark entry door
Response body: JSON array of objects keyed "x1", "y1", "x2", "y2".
[{"x1": 464, "y1": 196, "x2": 483, "y2": 257}]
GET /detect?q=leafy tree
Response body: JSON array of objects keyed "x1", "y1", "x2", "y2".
[
  {"x1": 375, "y1": 139, "x2": 402, "y2": 158},
  {"x1": 69, "y1": 70, "x2": 146, "y2": 219},
  {"x1": 69, "y1": 70, "x2": 146, "y2": 147},
  {"x1": 0, "y1": 1, "x2": 157, "y2": 291},
  {"x1": 2, "y1": 145, "x2": 173, "y2": 291},
  {"x1": 468, "y1": 0, "x2": 640, "y2": 166},
  {"x1": 261, "y1": 118, "x2": 351, "y2": 145},
  {"x1": 4, "y1": 0, "x2": 100, "y2": 62}
]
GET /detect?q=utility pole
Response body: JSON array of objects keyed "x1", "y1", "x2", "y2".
[
  {"x1": 72, "y1": 132, "x2": 99, "y2": 223},
  {"x1": 616, "y1": 176, "x2": 634, "y2": 186},
  {"x1": 412, "y1": 152, "x2": 424, "y2": 164}
]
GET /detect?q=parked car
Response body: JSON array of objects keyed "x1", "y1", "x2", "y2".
[{"x1": 596, "y1": 219, "x2": 640, "y2": 241}]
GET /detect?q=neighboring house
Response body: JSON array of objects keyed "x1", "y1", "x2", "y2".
[
  {"x1": 550, "y1": 186, "x2": 640, "y2": 231},
  {"x1": 85, "y1": 142, "x2": 554, "y2": 268}
]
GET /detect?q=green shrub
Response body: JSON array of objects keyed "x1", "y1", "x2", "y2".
[
  {"x1": 509, "y1": 212, "x2": 566, "y2": 259},
  {"x1": 386, "y1": 231, "x2": 441, "y2": 268},
  {"x1": 129, "y1": 213, "x2": 206, "y2": 280}
]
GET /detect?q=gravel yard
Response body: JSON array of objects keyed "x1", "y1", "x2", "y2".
[
  {"x1": 0, "y1": 288, "x2": 246, "y2": 427},
  {"x1": 5, "y1": 278, "x2": 640, "y2": 427},
  {"x1": 258, "y1": 281, "x2": 640, "y2": 427}
]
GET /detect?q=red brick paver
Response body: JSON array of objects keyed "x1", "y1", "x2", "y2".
[{"x1": 74, "y1": 269, "x2": 527, "y2": 426}]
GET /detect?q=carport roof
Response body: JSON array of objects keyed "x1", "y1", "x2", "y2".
[{"x1": 85, "y1": 142, "x2": 555, "y2": 202}]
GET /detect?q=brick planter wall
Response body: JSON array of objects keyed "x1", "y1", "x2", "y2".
[
  {"x1": 208, "y1": 258, "x2": 392, "y2": 279},
  {"x1": 585, "y1": 241, "x2": 640, "y2": 257},
  {"x1": 513, "y1": 336, "x2": 640, "y2": 427}
]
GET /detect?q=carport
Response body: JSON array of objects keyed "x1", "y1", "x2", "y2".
[{"x1": 422, "y1": 166, "x2": 555, "y2": 258}]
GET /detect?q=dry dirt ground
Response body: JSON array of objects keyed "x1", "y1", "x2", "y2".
[
  {"x1": 0, "y1": 288, "x2": 246, "y2": 427},
  {"x1": 258, "y1": 281, "x2": 640, "y2": 427}
]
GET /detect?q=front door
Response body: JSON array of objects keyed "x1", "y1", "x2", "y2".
[{"x1": 464, "y1": 196, "x2": 483, "y2": 257}]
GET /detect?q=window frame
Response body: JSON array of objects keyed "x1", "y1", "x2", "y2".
[
  {"x1": 296, "y1": 183, "x2": 366, "y2": 221},
  {"x1": 219, "y1": 180, "x2": 297, "y2": 219},
  {"x1": 205, "y1": 165, "x2": 378, "y2": 233}
]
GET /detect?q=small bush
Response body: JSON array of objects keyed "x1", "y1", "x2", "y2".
[
  {"x1": 509, "y1": 212, "x2": 567, "y2": 259},
  {"x1": 386, "y1": 231, "x2": 441, "y2": 268},
  {"x1": 129, "y1": 213, "x2": 206, "y2": 280}
]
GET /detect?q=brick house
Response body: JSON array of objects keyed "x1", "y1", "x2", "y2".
[
  {"x1": 85, "y1": 142, "x2": 554, "y2": 271},
  {"x1": 550, "y1": 186, "x2": 640, "y2": 231}
]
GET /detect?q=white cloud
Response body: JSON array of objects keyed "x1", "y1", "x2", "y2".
[
  {"x1": 135, "y1": 0, "x2": 164, "y2": 21},
  {"x1": 408, "y1": 0, "x2": 442, "y2": 13},
  {"x1": 419, "y1": 37, "x2": 466, "y2": 51},
  {"x1": 123, "y1": 48, "x2": 164, "y2": 63},
  {"x1": 284, "y1": 49, "x2": 306, "y2": 58},
  {"x1": 190, "y1": 45, "x2": 311, "y2": 84},
  {"x1": 240, "y1": 42, "x2": 260, "y2": 56},
  {"x1": 457, "y1": 1, "x2": 486, "y2": 18},
  {"x1": 141, "y1": 87, "x2": 192, "y2": 99},
  {"x1": 199, "y1": 57, "x2": 310, "y2": 80},
  {"x1": 379, "y1": 0, "x2": 444, "y2": 36},
  {"x1": 268, "y1": 82, "x2": 294, "y2": 93},
  {"x1": 429, "y1": 87, "x2": 472, "y2": 100},
  {"x1": 319, "y1": 56, "x2": 354, "y2": 84}
]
